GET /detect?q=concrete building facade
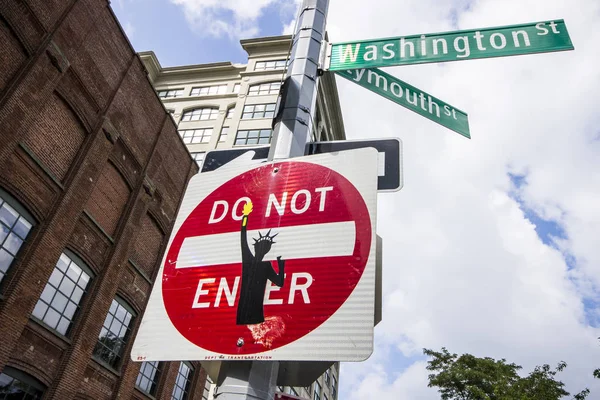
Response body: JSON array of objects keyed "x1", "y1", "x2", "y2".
[
  {"x1": 0, "y1": 0, "x2": 208, "y2": 399},
  {"x1": 140, "y1": 35, "x2": 345, "y2": 169},
  {"x1": 140, "y1": 35, "x2": 344, "y2": 400}
]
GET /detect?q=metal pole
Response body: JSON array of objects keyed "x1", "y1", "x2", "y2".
[
  {"x1": 268, "y1": 0, "x2": 330, "y2": 160},
  {"x1": 214, "y1": 1, "x2": 329, "y2": 399}
]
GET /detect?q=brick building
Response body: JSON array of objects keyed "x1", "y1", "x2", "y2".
[{"x1": 0, "y1": 0, "x2": 207, "y2": 399}]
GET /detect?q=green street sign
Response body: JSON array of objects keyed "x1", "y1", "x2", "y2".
[
  {"x1": 328, "y1": 20, "x2": 573, "y2": 71},
  {"x1": 336, "y1": 68, "x2": 470, "y2": 138}
]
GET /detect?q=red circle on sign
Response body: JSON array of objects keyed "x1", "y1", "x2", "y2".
[{"x1": 162, "y1": 160, "x2": 371, "y2": 355}]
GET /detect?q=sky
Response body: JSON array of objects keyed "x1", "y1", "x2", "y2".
[{"x1": 113, "y1": 0, "x2": 600, "y2": 398}]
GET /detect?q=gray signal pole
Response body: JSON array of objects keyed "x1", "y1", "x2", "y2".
[
  {"x1": 214, "y1": 0, "x2": 329, "y2": 399},
  {"x1": 268, "y1": 0, "x2": 330, "y2": 161}
]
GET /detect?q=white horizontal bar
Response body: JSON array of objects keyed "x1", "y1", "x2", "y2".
[{"x1": 176, "y1": 221, "x2": 356, "y2": 269}]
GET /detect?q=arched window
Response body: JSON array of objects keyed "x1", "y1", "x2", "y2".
[
  {"x1": 0, "y1": 366, "x2": 46, "y2": 398},
  {"x1": 0, "y1": 188, "x2": 35, "y2": 285},
  {"x1": 32, "y1": 250, "x2": 93, "y2": 336},
  {"x1": 181, "y1": 107, "x2": 219, "y2": 122},
  {"x1": 248, "y1": 81, "x2": 281, "y2": 96},
  {"x1": 172, "y1": 362, "x2": 194, "y2": 400},
  {"x1": 93, "y1": 297, "x2": 136, "y2": 368},
  {"x1": 136, "y1": 361, "x2": 161, "y2": 396}
]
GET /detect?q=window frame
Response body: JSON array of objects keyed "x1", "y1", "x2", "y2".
[
  {"x1": 135, "y1": 360, "x2": 161, "y2": 396},
  {"x1": 171, "y1": 361, "x2": 194, "y2": 400},
  {"x1": 314, "y1": 380, "x2": 322, "y2": 398},
  {"x1": 157, "y1": 89, "x2": 184, "y2": 99},
  {"x1": 179, "y1": 128, "x2": 214, "y2": 144},
  {"x1": 202, "y1": 376, "x2": 214, "y2": 400},
  {"x1": 234, "y1": 129, "x2": 273, "y2": 146},
  {"x1": 332, "y1": 375, "x2": 338, "y2": 399},
  {"x1": 248, "y1": 82, "x2": 281, "y2": 96},
  {"x1": 190, "y1": 85, "x2": 227, "y2": 96},
  {"x1": 190, "y1": 152, "x2": 205, "y2": 167},
  {"x1": 181, "y1": 108, "x2": 219, "y2": 122},
  {"x1": 255, "y1": 59, "x2": 287, "y2": 70},
  {"x1": 0, "y1": 366, "x2": 46, "y2": 398},
  {"x1": 92, "y1": 296, "x2": 136, "y2": 370},
  {"x1": 241, "y1": 103, "x2": 276, "y2": 120},
  {"x1": 218, "y1": 127, "x2": 229, "y2": 143},
  {"x1": 0, "y1": 188, "x2": 35, "y2": 286},
  {"x1": 31, "y1": 250, "x2": 93, "y2": 337}
]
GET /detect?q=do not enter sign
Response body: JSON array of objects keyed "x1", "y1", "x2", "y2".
[{"x1": 132, "y1": 149, "x2": 378, "y2": 361}]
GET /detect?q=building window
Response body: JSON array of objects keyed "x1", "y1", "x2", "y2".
[
  {"x1": 219, "y1": 127, "x2": 228, "y2": 143},
  {"x1": 0, "y1": 191, "x2": 34, "y2": 285},
  {"x1": 32, "y1": 252, "x2": 92, "y2": 336},
  {"x1": 226, "y1": 107, "x2": 234, "y2": 119},
  {"x1": 93, "y1": 298, "x2": 135, "y2": 368},
  {"x1": 313, "y1": 380, "x2": 321, "y2": 400},
  {"x1": 191, "y1": 152, "x2": 205, "y2": 167},
  {"x1": 203, "y1": 376, "x2": 214, "y2": 400},
  {"x1": 332, "y1": 375, "x2": 337, "y2": 399},
  {"x1": 190, "y1": 85, "x2": 227, "y2": 96},
  {"x1": 284, "y1": 387, "x2": 299, "y2": 396},
  {"x1": 255, "y1": 60, "x2": 287, "y2": 70},
  {"x1": 248, "y1": 82, "x2": 281, "y2": 96},
  {"x1": 234, "y1": 129, "x2": 272, "y2": 146},
  {"x1": 179, "y1": 128, "x2": 213, "y2": 144},
  {"x1": 0, "y1": 367, "x2": 45, "y2": 399},
  {"x1": 242, "y1": 103, "x2": 276, "y2": 119},
  {"x1": 136, "y1": 361, "x2": 160, "y2": 396},
  {"x1": 172, "y1": 361, "x2": 193, "y2": 400},
  {"x1": 324, "y1": 395, "x2": 329, "y2": 400},
  {"x1": 181, "y1": 108, "x2": 219, "y2": 122},
  {"x1": 324, "y1": 369, "x2": 330, "y2": 387},
  {"x1": 158, "y1": 89, "x2": 184, "y2": 98},
  {"x1": 233, "y1": 83, "x2": 241, "y2": 94}
]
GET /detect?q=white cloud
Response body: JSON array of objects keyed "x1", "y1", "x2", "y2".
[
  {"x1": 280, "y1": 0, "x2": 302, "y2": 35},
  {"x1": 124, "y1": 21, "x2": 136, "y2": 38},
  {"x1": 170, "y1": 0, "x2": 281, "y2": 39},
  {"x1": 343, "y1": 360, "x2": 437, "y2": 400},
  {"x1": 325, "y1": 0, "x2": 600, "y2": 397}
]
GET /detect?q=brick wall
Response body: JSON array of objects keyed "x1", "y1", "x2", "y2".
[
  {"x1": 130, "y1": 213, "x2": 164, "y2": 279},
  {"x1": 85, "y1": 162, "x2": 131, "y2": 237},
  {"x1": 0, "y1": 16, "x2": 28, "y2": 92},
  {"x1": 22, "y1": 93, "x2": 87, "y2": 181},
  {"x1": 0, "y1": 0, "x2": 204, "y2": 399}
]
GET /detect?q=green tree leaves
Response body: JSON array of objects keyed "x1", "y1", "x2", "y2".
[{"x1": 424, "y1": 347, "x2": 589, "y2": 400}]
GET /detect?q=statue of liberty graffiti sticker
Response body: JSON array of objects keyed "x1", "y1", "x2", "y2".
[{"x1": 237, "y1": 201, "x2": 285, "y2": 325}]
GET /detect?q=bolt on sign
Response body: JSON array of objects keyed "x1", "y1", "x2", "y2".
[
  {"x1": 327, "y1": 20, "x2": 574, "y2": 71},
  {"x1": 132, "y1": 149, "x2": 378, "y2": 362}
]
